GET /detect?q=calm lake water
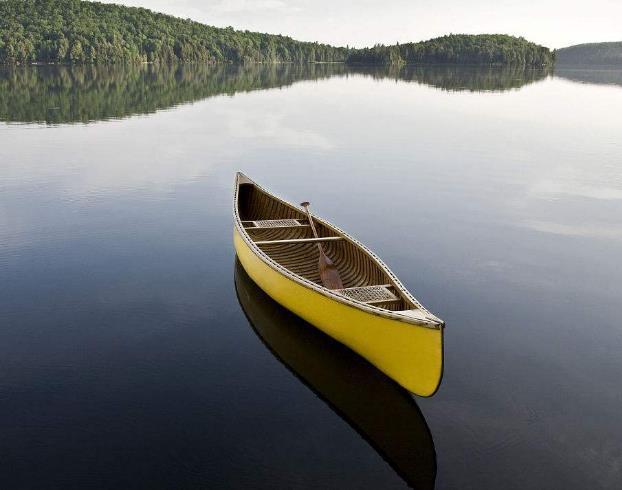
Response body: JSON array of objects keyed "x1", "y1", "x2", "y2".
[{"x1": 1, "y1": 63, "x2": 621, "y2": 489}]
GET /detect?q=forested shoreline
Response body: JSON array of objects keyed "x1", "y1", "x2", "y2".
[
  {"x1": 0, "y1": 0, "x2": 347, "y2": 64},
  {"x1": 1, "y1": 0, "x2": 554, "y2": 66},
  {"x1": 347, "y1": 35, "x2": 553, "y2": 66}
]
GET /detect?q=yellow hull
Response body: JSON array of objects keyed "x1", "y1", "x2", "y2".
[{"x1": 234, "y1": 228, "x2": 443, "y2": 396}]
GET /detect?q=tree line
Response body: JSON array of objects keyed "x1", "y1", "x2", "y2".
[
  {"x1": 0, "y1": 0, "x2": 347, "y2": 64},
  {"x1": 0, "y1": 1, "x2": 554, "y2": 66},
  {"x1": 347, "y1": 35, "x2": 554, "y2": 66}
]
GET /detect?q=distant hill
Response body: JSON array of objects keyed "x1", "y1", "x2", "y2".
[
  {"x1": 347, "y1": 35, "x2": 554, "y2": 66},
  {"x1": 0, "y1": 0, "x2": 554, "y2": 66},
  {"x1": 556, "y1": 42, "x2": 622, "y2": 65}
]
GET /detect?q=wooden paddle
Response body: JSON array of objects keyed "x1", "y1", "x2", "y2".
[{"x1": 300, "y1": 202, "x2": 344, "y2": 290}]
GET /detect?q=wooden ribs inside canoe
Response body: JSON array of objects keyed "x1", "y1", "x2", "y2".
[{"x1": 236, "y1": 174, "x2": 442, "y2": 319}]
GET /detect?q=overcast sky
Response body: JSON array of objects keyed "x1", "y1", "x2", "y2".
[{"x1": 98, "y1": 0, "x2": 621, "y2": 49}]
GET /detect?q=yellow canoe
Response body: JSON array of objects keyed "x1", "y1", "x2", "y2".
[
  {"x1": 235, "y1": 260, "x2": 436, "y2": 488},
  {"x1": 233, "y1": 172, "x2": 444, "y2": 396}
]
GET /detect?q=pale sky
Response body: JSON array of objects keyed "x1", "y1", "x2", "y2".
[{"x1": 97, "y1": 0, "x2": 621, "y2": 49}]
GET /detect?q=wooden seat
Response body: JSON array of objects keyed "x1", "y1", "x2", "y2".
[
  {"x1": 335, "y1": 285, "x2": 400, "y2": 305},
  {"x1": 242, "y1": 219, "x2": 308, "y2": 229}
]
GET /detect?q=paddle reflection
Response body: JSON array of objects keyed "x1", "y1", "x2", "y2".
[{"x1": 234, "y1": 259, "x2": 437, "y2": 489}]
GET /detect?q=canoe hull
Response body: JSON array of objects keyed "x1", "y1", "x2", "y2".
[{"x1": 234, "y1": 228, "x2": 443, "y2": 396}]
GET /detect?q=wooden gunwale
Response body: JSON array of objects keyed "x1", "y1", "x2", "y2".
[{"x1": 233, "y1": 173, "x2": 444, "y2": 329}]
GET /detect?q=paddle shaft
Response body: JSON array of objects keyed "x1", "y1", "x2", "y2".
[
  {"x1": 301, "y1": 204, "x2": 326, "y2": 255},
  {"x1": 300, "y1": 202, "x2": 344, "y2": 290}
]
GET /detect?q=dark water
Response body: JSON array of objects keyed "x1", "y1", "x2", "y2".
[{"x1": 1, "y1": 63, "x2": 621, "y2": 489}]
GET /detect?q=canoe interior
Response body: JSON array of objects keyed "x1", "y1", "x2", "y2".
[{"x1": 238, "y1": 182, "x2": 416, "y2": 312}]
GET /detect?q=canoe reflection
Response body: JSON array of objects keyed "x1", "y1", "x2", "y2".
[{"x1": 234, "y1": 259, "x2": 437, "y2": 489}]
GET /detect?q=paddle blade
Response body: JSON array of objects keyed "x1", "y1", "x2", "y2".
[{"x1": 318, "y1": 253, "x2": 344, "y2": 290}]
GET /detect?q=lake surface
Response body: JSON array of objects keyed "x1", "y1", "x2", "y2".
[{"x1": 1, "y1": 63, "x2": 621, "y2": 489}]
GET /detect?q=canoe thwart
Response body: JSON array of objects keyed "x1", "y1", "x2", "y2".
[
  {"x1": 254, "y1": 237, "x2": 344, "y2": 246},
  {"x1": 335, "y1": 285, "x2": 399, "y2": 304}
]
